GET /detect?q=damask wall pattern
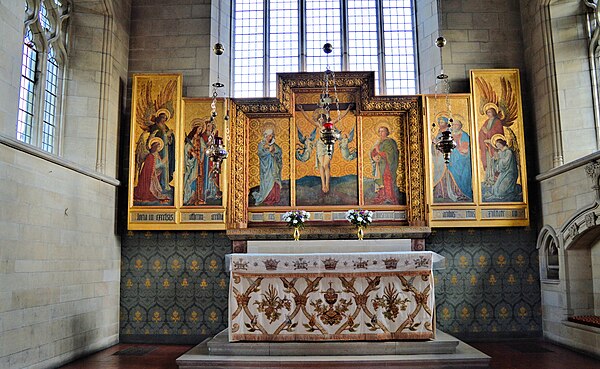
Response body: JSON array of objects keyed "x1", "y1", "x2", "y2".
[
  {"x1": 119, "y1": 228, "x2": 541, "y2": 343},
  {"x1": 120, "y1": 231, "x2": 230, "y2": 343},
  {"x1": 428, "y1": 227, "x2": 542, "y2": 339}
]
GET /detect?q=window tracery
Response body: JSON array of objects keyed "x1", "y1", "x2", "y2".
[
  {"x1": 233, "y1": 0, "x2": 417, "y2": 97},
  {"x1": 16, "y1": 0, "x2": 70, "y2": 154}
]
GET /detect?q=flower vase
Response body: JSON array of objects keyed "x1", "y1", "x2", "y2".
[
  {"x1": 293, "y1": 227, "x2": 301, "y2": 241},
  {"x1": 357, "y1": 226, "x2": 364, "y2": 240}
]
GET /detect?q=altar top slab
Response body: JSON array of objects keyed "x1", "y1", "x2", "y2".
[
  {"x1": 226, "y1": 251, "x2": 446, "y2": 273},
  {"x1": 247, "y1": 239, "x2": 411, "y2": 254}
]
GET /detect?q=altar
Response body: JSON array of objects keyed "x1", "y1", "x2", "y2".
[{"x1": 227, "y1": 242, "x2": 444, "y2": 342}]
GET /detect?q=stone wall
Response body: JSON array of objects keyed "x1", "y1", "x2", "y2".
[
  {"x1": 0, "y1": 0, "x2": 130, "y2": 368},
  {"x1": 520, "y1": 0, "x2": 600, "y2": 355},
  {"x1": 539, "y1": 164, "x2": 595, "y2": 231},
  {"x1": 536, "y1": 157, "x2": 600, "y2": 356},
  {"x1": 437, "y1": 0, "x2": 526, "y2": 93},
  {"x1": 0, "y1": 0, "x2": 22, "y2": 139},
  {"x1": 128, "y1": 0, "x2": 231, "y2": 98},
  {"x1": 62, "y1": 0, "x2": 132, "y2": 176},
  {"x1": 416, "y1": 0, "x2": 439, "y2": 94},
  {"x1": 521, "y1": 0, "x2": 596, "y2": 172}
]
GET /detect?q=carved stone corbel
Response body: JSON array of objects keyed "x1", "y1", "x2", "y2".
[
  {"x1": 585, "y1": 212, "x2": 597, "y2": 228},
  {"x1": 585, "y1": 160, "x2": 600, "y2": 201}
]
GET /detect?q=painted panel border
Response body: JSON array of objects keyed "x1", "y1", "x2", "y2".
[
  {"x1": 471, "y1": 69, "x2": 529, "y2": 226},
  {"x1": 424, "y1": 69, "x2": 529, "y2": 227},
  {"x1": 127, "y1": 75, "x2": 228, "y2": 230}
]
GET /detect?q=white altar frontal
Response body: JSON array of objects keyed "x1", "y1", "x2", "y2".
[{"x1": 227, "y1": 240, "x2": 444, "y2": 342}]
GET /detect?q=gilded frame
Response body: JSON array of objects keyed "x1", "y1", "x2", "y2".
[
  {"x1": 127, "y1": 75, "x2": 229, "y2": 230},
  {"x1": 424, "y1": 94, "x2": 479, "y2": 226},
  {"x1": 227, "y1": 72, "x2": 426, "y2": 229},
  {"x1": 470, "y1": 69, "x2": 528, "y2": 226},
  {"x1": 424, "y1": 69, "x2": 529, "y2": 227},
  {"x1": 128, "y1": 74, "x2": 182, "y2": 230}
]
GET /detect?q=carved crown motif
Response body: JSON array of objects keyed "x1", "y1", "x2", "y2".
[
  {"x1": 293, "y1": 258, "x2": 309, "y2": 270},
  {"x1": 233, "y1": 259, "x2": 249, "y2": 270},
  {"x1": 383, "y1": 257, "x2": 399, "y2": 270},
  {"x1": 263, "y1": 258, "x2": 280, "y2": 271},
  {"x1": 322, "y1": 258, "x2": 339, "y2": 270},
  {"x1": 353, "y1": 257, "x2": 369, "y2": 269}
]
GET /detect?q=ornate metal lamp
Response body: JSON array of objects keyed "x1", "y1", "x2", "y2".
[
  {"x1": 204, "y1": 80, "x2": 229, "y2": 177},
  {"x1": 433, "y1": 32, "x2": 456, "y2": 164},
  {"x1": 435, "y1": 128, "x2": 456, "y2": 163},
  {"x1": 204, "y1": 0, "x2": 229, "y2": 177},
  {"x1": 319, "y1": 43, "x2": 341, "y2": 156}
]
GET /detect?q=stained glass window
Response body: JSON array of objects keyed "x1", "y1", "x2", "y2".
[
  {"x1": 16, "y1": 0, "x2": 68, "y2": 153},
  {"x1": 17, "y1": 29, "x2": 37, "y2": 144},
  {"x1": 42, "y1": 48, "x2": 59, "y2": 152},
  {"x1": 233, "y1": 0, "x2": 417, "y2": 97},
  {"x1": 269, "y1": 0, "x2": 300, "y2": 95},
  {"x1": 233, "y1": 0, "x2": 265, "y2": 97}
]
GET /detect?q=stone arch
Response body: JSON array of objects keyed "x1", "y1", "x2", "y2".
[
  {"x1": 536, "y1": 224, "x2": 560, "y2": 280},
  {"x1": 556, "y1": 165, "x2": 599, "y2": 320},
  {"x1": 559, "y1": 217, "x2": 597, "y2": 318},
  {"x1": 561, "y1": 160, "x2": 600, "y2": 250},
  {"x1": 561, "y1": 203, "x2": 600, "y2": 250}
]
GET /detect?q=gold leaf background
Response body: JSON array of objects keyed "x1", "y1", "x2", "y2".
[
  {"x1": 248, "y1": 117, "x2": 291, "y2": 189},
  {"x1": 361, "y1": 115, "x2": 405, "y2": 191}
]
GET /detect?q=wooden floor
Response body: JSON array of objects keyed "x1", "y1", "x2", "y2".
[{"x1": 58, "y1": 339, "x2": 599, "y2": 369}]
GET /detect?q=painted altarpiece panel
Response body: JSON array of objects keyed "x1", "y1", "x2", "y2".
[
  {"x1": 126, "y1": 71, "x2": 528, "y2": 231},
  {"x1": 471, "y1": 69, "x2": 528, "y2": 226},
  {"x1": 229, "y1": 72, "x2": 423, "y2": 232},
  {"x1": 179, "y1": 98, "x2": 228, "y2": 229},
  {"x1": 362, "y1": 116, "x2": 407, "y2": 206},
  {"x1": 424, "y1": 70, "x2": 529, "y2": 227},
  {"x1": 248, "y1": 117, "x2": 291, "y2": 208},
  {"x1": 293, "y1": 94, "x2": 359, "y2": 207},
  {"x1": 425, "y1": 94, "x2": 478, "y2": 226},
  {"x1": 128, "y1": 74, "x2": 181, "y2": 229},
  {"x1": 127, "y1": 75, "x2": 228, "y2": 230}
]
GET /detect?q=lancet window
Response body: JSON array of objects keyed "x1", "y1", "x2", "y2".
[
  {"x1": 17, "y1": 0, "x2": 70, "y2": 154},
  {"x1": 233, "y1": 0, "x2": 417, "y2": 97}
]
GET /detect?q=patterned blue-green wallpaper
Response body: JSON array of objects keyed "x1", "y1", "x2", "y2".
[
  {"x1": 120, "y1": 231, "x2": 230, "y2": 343},
  {"x1": 119, "y1": 227, "x2": 541, "y2": 343},
  {"x1": 429, "y1": 227, "x2": 541, "y2": 340}
]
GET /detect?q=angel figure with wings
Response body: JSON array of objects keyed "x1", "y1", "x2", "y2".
[
  {"x1": 296, "y1": 104, "x2": 353, "y2": 193},
  {"x1": 475, "y1": 76, "x2": 522, "y2": 202},
  {"x1": 133, "y1": 80, "x2": 177, "y2": 205},
  {"x1": 484, "y1": 134, "x2": 521, "y2": 202},
  {"x1": 133, "y1": 137, "x2": 170, "y2": 204}
]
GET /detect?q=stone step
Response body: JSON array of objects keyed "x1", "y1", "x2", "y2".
[
  {"x1": 207, "y1": 329, "x2": 459, "y2": 356},
  {"x1": 177, "y1": 330, "x2": 491, "y2": 369}
]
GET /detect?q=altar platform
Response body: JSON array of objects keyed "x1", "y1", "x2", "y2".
[
  {"x1": 176, "y1": 239, "x2": 491, "y2": 367},
  {"x1": 176, "y1": 329, "x2": 491, "y2": 368}
]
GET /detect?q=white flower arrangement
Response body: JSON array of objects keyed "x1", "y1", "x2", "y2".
[
  {"x1": 282, "y1": 210, "x2": 310, "y2": 229},
  {"x1": 345, "y1": 209, "x2": 374, "y2": 227}
]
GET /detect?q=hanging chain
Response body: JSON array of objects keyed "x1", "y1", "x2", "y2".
[
  {"x1": 433, "y1": 0, "x2": 452, "y2": 130},
  {"x1": 331, "y1": 70, "x2": 341, "y2": 118}
]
